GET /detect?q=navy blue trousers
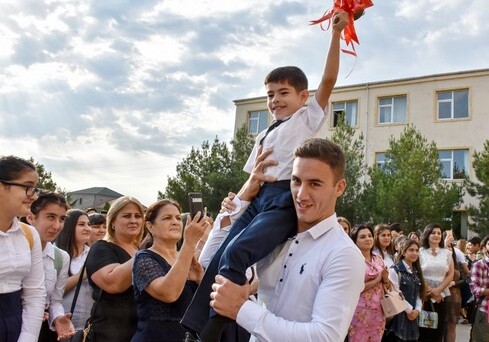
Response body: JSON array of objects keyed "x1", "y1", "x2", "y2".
[
  {"x1": 0, "y1": 290, "x2": 22, "y2": 342},
  {"x1": 181, "y1": 181, "x2": 297, "y2": 334}
]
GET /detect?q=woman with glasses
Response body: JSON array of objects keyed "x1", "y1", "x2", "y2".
[{"x1": 0, "y1": 155, "x2": 46, "y2": 342}]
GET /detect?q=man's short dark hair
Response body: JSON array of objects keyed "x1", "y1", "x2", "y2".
[
  {"x1": 264, "y1": 66, "x2": 308, "y2": 93},
  {"x1": 390, "y1": 223, "x2": 402, "y2": 233},
  {"x1": 294, "y1": 138, "x2": 345, "y2": 181},
  {"x1": 469, "y1": 236, "x2": 482, "y2": 246}
]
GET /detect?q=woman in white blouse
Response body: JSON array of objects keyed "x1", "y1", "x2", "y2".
[
  {"x1": 418, "y1": 223, "x2": 454, "y2": 342},
  {"x1": 0, "y1": 156, "x2": 45, "y2": 342}
]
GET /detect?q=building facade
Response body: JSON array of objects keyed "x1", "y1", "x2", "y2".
[
  {"x1": 68, "y1": 187, "x2": 124, "y2": 211},
  {"x1": 233, "y1": 69, "x2": 489, "y2": 237}
]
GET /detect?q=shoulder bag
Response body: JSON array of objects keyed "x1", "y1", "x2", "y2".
[{"x1": 381, "y1": 282, "x2": 409, "y2": 318}]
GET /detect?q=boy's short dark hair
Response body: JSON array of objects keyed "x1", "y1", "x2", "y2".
[
  {"x1": 89, "y1": 213, "x2": 106, "y2": 225},
  {"x1": 294, "y1": 138, "x2": 345, "y2": 181},
  {"x1": 264, "y1": 66, "x2": 308, "y2": 93}
]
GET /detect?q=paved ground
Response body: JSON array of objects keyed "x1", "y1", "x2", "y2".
[{"x1": 456, "y1": 322, "x2": 471, "y2": 341}]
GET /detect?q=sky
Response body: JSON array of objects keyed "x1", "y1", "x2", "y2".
[{"x1": 0, "y1": 0, "x2": 488, "y2": 207}]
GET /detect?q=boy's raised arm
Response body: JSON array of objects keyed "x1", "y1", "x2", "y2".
[{"x1": 315, "y1": 11, "x2": 349, "y2": 109}]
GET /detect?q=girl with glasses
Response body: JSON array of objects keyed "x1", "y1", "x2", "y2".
[{"x1": 0, "y1": 155, "x2": 46, "y2": 342}]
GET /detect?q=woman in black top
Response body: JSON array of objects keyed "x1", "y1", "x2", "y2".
[
  {"x1": 85, "y1": 196, "x2": 145, "y2": 342},
  {"x1": 131, "y1": 199, "x2": 208, "y2": 342}
]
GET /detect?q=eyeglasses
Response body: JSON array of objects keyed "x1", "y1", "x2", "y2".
[{"x1": 0, "y1": 180, "x2": 41, "y2": 197}]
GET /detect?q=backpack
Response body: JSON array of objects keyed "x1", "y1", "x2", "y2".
[
  {"x1": 20, "y1": 222, "x2": 63, "y2": 275},
  {"x1": 20, "y1": 222, "x2": 34, "y2": 250}
]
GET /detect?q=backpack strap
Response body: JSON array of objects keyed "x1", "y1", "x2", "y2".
[
  {"x1": 19, "y1": 222, "x2": 34, "y2": 250},
  {"x1": 52, "y1": 245, "x2": 63, "y2": 276}
]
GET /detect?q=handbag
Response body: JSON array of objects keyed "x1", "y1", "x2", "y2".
[
  {"x1": 418, "y1": 302, "x2": 438, "y2": 329},
  {"x1": 70, "y1": 262, "x2": 102, "y2": 342},
  {"x1": 380, "y1": 282, "x2": 409, "y2": 318}
]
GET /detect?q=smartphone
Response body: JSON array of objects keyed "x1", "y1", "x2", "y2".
[{"x1": 188, "y1": 192, "x2": 204, "y2": 222}]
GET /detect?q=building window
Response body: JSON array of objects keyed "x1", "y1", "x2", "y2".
[
  {"x1": 332, "y1": 100, "x2": 358, "y2": 127},
  {"x1": 437, "y1": 89, "x2": 469, "y2": 120},
  {"x1": 375, "y1": 152, "x2": 389, "y2": 170},
  {"x1": 378, "y1": 95, "x2": 407, "y2": 124},
  {"x1": 248, "y1": 110, "x2": 268, "y2": 134},
  {"x1": 439, "y1": 149, "x2": 469, "y2": 179}
]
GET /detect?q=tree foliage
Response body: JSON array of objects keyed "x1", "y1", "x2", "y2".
[
  {"x1": 467, "y1": 140, "x2": 489, "y2": 235},
  {"x1": 329, "y1": 114, "x2": 366, "y2": 223},
  {"x1": 160, "y1": 125, "x2": 254, "y2": 216},
  {"x1": 29, "y1": 158, "x2": 58, "y2": 192},
  {"x1": 360, "y1": 125, "x2": 463, "y2": 231}
]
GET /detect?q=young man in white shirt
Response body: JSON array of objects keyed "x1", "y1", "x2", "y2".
[
  {"x1": 27, "y1": 192, "x2": 75, "y2": 341},
  {"x1": 209, "y1": 138, "x2": 365, "y2": 341}
]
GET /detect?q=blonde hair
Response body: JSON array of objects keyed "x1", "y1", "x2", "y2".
[{"x1": 105, "y1": 196, "x2": 145, "y2": 247}]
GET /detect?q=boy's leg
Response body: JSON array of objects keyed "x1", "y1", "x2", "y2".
[
  {"x1": 180, "y1": 197, "x2": 261, "y2": 335},
  {"x1": 200, "y1": 188, "x2": 296, "y2": 342}
]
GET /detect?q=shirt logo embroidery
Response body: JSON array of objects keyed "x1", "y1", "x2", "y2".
[{"x1": 300, "y1": 263, "x2": 306, "y2": 274}]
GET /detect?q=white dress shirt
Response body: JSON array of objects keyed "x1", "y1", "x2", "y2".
[
  {"x1": 236, "y1": 214, "x2": 365, "y2": 342},
  {"x1": 0, "y1": 218, "x2": 46, "y2": 342},
  {"x1": 62, "y1": 244, "x2": 93, "y2": 331},
  {"x1": 243, "y1": 95, "x2": 327, "y2": 181},
  {"x1": 43, "y1": 242, "x2": 70, "y2": 328}
]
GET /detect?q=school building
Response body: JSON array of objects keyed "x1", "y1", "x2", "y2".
[{"x1": 232, "y1": 68, "x2": 489, "y2": 238}]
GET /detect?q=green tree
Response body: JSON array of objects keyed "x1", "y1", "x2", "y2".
[
  {"x1": 329, "y1": 114, "x2": 366, "y2": 223},
  {"x1": 160, "y1": 124, "x2": 254, "y2": 216},
  {"x1": 29, "y1": 158, "x2": 58, "y2": 192},
  {"x1": 467, "y1": 140, "x2": 489, "y2": 235},
  {"x1": 361, "y1": 125, "x2": 463, "y2": 231}
]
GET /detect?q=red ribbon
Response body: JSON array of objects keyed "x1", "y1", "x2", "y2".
[{"x1": 311, "y1": 0, "x2": 373, "y2": 56}]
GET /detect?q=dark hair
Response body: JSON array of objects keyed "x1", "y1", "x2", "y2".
[
  {"x1": 374, "y1": 223, "x2": 395, "y2": 258},
  {"x1": 390, "y1": 223, "x2": 402, "y2": 233},
  {"x1": 396, "y1": 239, "x2": 427, "y2": 300},
  {"x1": 264, "y1": 66, "x2": 308, "y2": 93},
  {"x1": 56, "y1": 209, "x2": 89, "y2": 266},
  {"x1": 89, "y1": 213, "x2": 106, "y2": 226},
  {"x1": 294, "y1": 138, "x2": 345, "y2": 181},
  {"x1": 30, "y1": 192, "x2": 68, "y2": 216},
  {"x1": 420, "y1": 222, "x2": 444, "y2": 249},
  {"x1": 0, "y1": 156, "x2": 36, "y2": 181},
  {"x1": 469, "y1": 236, "x2": 482, "y2": 246},
  {"x1": 481, "y1": 236, "x2": 489, "y2": 250},
  {"x1": 350, "y1": 224, "x2": 374, "y2": 254}
]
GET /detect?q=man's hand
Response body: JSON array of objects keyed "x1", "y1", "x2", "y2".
[
  {"x1": 210, "y1": 275, "x2": 250, "y2": 320},
  {"x1": 53, "y1": 313, "x2": 75, "y2": 340},
  {"x1": 238, "y1": 147, "x2": 277, "y2": 201}
]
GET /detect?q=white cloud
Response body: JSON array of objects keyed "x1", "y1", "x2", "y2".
[{"x1": 0, "y1": 0, "x2": 488, "y2": 206}]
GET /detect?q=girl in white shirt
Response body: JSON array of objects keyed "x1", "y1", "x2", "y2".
[
  {"x1": 0, "y1": 155, "x2": 45, "y2": 342},
  {"x1": 55, "y1": 209, "x2": 93, "y2": 332}
]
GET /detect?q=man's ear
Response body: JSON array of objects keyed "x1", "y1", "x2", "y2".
[
  {"x1": 335, "y1": 178, "x2": 347, "y2": 197},
  {"x1": 26, "y1": 213, "x2": 35, "y2": 225}
]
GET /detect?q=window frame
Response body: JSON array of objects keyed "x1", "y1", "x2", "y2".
[
  {"x1": 377, "y1": 95, "x2": 407, "y2": 125},
  {"x1": 247, "y1": 110, "x2": 269, "y2": 135},
  {"x1": 438, "y1": 149, "x2": 469, "y2": 180},
  {"x1": 332, "y1": 100, "x2": 359, "y2": 128},
  {"x1": 436, "y1": 88, "x2": 469, "y2": 120}
]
